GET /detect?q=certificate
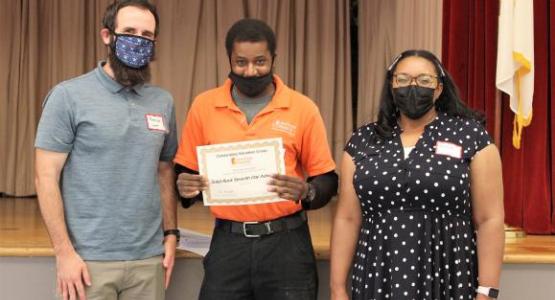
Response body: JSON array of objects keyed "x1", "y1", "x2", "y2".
[{"x1": 196, "y1": 138, "x2": 286, "y2": 206}]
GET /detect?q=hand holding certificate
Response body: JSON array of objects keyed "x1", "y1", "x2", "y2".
[{"x1": 197, "y1": 138, "x2": 287, "y2": 206}]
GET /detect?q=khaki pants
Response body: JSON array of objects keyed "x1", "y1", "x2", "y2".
[{"x1": 84, "y1": 255, "x2": 164, "y2": 300}]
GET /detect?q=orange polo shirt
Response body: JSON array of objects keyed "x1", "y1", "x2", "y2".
[{"x1": 174, "y1": 75, "x2": 335, "y2": 222}]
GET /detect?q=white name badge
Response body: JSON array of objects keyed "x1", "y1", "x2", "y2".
[
  {"x1": 145, "y1": 114, "x2": 167, "y2": 132},
  {"x1": 435, "y1": 141, "x2": 462, "y2": 159}
]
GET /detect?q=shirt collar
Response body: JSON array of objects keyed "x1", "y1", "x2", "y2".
[
  {"x1": 214, "y1": 74, "x2": 291, "y2": 109},
  {"x1": 95, "y1": 61, "x2": 145, "y2": 96},
  {"x1": 393, "y1": 112, "x2": 445, "y2": 134}
]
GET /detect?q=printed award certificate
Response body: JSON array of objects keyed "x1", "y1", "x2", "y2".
[{"x1": 196, "y1": 138, "x2": 286, "y2": 206}]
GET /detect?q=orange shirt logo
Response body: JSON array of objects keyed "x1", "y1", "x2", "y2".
[{"x1": 271, "y1": 120, "x2": 297, "y2": 136}]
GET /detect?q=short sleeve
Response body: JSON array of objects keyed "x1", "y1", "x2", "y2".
[
  {"x1": 299, "y1": 105, "x2": 336, "y2": 177},
  {"x1": 173, "y1": 98, "x2": 205, "y2": 170},
  {"x1": 344, "y1": 124, "x2": 375, "y2": 159},
  {"x1": 160, "y1": 103, "x2": 178, "y2": 161},
  {"x1": 466, "y1": 119, "x2": 493, "y2": 159},
  {"x1": 35, "y1": 85, "x2": 76, "y2": 153}
]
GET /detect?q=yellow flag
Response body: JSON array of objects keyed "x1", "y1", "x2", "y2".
[{"x1": 495, "y1": 0, "x2": 534, "y2": 149}]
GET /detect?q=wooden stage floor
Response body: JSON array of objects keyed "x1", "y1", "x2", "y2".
[{"x1": 1, "y1": 197, "x2": 554, "y2": 263}]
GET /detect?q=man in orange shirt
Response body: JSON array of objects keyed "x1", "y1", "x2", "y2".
[{"x1": 174, "y1": 19, "x2": 338, "y2": 300}]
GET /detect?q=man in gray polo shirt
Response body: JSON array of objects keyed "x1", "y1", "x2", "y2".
[{"x1": 34, "y1": 1, "x2": 178, "y2": 300}]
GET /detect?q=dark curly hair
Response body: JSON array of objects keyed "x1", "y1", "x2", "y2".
[
  {"x1": 225, "y1": 19, "x2": 277, "y2": 60},
  {"x1": 374, "y1": 49, "x2": 484, "y2": 140}
]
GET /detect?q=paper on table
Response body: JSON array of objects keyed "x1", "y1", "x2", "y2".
[{"x1": 177, "y1": 228, "x2": 212, "y2": 257}]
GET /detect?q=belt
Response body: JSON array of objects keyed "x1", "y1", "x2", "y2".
[{"x1": 215, "y1": 211, "x2": 307, "y2": 238}]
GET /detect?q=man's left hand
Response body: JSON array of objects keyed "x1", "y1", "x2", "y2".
[
  {"x1": 162, "y1": 235, "x2": 177, "y2": 289},
  {"x1": 267, "y1": 174, "x2": 308, "y2": 202}
]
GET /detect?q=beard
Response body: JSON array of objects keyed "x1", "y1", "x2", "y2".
[{"x1": 107, "y1": 48, "x2": 151, "y2": 87}]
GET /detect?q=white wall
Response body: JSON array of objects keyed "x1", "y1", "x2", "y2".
[{"x1": 1, "y1": 257, "x2": 553, "y2": 299}]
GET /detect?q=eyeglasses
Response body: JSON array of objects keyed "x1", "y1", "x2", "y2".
[{"x1": 392, "y1": 73, "x2": 438, "y2": 88}]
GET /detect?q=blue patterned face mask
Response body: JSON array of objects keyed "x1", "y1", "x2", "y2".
[{"x1": 112, "y1": 33, "x2": 154, "y2": 69}]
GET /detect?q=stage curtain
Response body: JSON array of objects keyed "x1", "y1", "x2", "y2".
[
  {"x1": 551, "y1": 0, "x2": 555, "y2": 233},
  {"x1": 0, "y1": 0, "x2": 352, "y2": 196},
  {"x1": 442, "y1": 0, "x2": 554, "y2": 233},
  {"x1": 0, "y1": 0, "x2": 113, "y2": 196},
  {"x1": 357, "y1": 0, "x2": 443, "y2": 126}
]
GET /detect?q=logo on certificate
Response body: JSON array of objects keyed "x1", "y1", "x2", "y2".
[{"x1": 231, "y1": 156, "x2": 253, "y2": 165}]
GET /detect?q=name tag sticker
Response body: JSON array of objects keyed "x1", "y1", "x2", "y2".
[
  {"x1": 435, "y1": 141, "x2": 462, "y2": 159},
  {"x1": 145, "y1": 114, "x2": 167, "y2": 132}
]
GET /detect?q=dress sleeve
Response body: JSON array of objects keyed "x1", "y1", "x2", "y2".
[
  {"x1": 467, "y1": 119, "x2": 493, "y2": 160},
  {"x1": 344, "y1": 124, "x2": 374, "y2": 160}
]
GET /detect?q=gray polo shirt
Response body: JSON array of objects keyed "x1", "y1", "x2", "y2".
[{"x1": 35, "y1": 62, "x2": 177, "y2": 261}]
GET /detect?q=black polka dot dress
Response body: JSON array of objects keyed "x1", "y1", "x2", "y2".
[{"x1": 345, "y1": 113, "x2": 492, "y2": 300}]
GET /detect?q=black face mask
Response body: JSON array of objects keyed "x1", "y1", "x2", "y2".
[
  {"x1": 228, "y1": 71, "x2": 274, "y2": 97},
  {"x1": 392, "y1": 85, "x2": 436, "y2": 119}
]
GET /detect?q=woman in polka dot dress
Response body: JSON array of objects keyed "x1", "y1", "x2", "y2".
[{"x1": 330, "y1": 50, "x2": 505, "y2": 300}]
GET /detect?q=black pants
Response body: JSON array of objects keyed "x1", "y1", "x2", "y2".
[{"x1": 199, "y1": 222, "x2": 318, "y2": 300}]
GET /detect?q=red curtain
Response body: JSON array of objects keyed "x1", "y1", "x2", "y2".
[
  {"x1": 441, "y1": 0, "x2": 499, "y2": 135},
  {"x1": 442, "y1": 0, "x2": 555, "y2": 234},
  {"x1": 551, "y1": 1, "x2": 555, "y2": 233}
]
